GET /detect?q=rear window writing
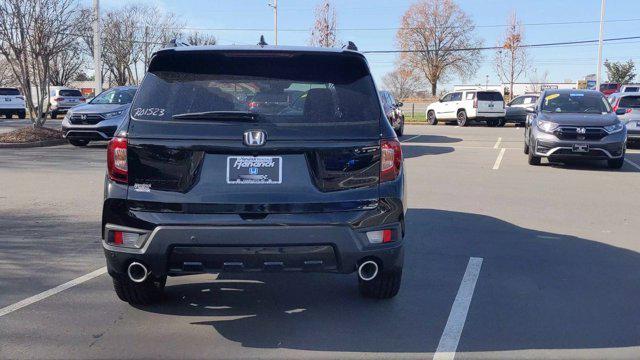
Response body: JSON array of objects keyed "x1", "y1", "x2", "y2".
[{"x1": 0, "y1": 88, "x2": 20, "y2": 95}]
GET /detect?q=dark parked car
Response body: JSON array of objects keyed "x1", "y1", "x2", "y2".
[
  {"x1": 505, "y1": 94, "x2": 539, "y2": 125},
  {"x1": 61, "y1": 86, "x2": 137, "y2": 146},
  {"x1": 102, "y1": 45, "x2": 406, "y2": 305},
  {"x1": 524, "y1": 89, "x2": 626, "y2": 169},
  {"x1": 379, "y1": 90, "x2": 405, "y2": 136}
]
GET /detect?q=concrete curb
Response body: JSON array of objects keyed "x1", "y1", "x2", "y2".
[{"x1": 0, "y1": 138, "x2": 66, "y2": 149}]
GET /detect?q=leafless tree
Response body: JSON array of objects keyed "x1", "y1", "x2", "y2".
[
  {"x1": 310, "y1": 0, "x2": 338, "y2": 47},
  {"x1": 0, "y1": 0, "x2": 82, "y2": 126},
  {"x1": 383, "y1": 65, "x2": 423, "y2": 100},
  {"x1": 494, "y1": 11, "x2": 529, "y2": 101},
  {"x1": 139, "y1": 8, "x2": 184, "y2": 71},
  {"x1": 0, "y1": 57, "x2": 16, "y2": 87},
  {"x1": 526, "y1": 69, "x2": 550, "y2": 93},
  {"x1": 397, "y1": 0, "x2": 482, "y2": 96},
  {"x1": 185, "y1": 31, "x2": 217, "y2": 46},
  {"x1": 49, "y1": 40, "x2": 85, "y2": 86}
]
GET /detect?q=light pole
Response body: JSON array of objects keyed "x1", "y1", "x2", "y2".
[
  {"x1": 93, "y1": 0, "x2": 102, "y2": 96},
  {"x1": 596, "y1": 0, "x2": 606, "y2": 91},
  {"x1": 268, "y1": 0, "x2": 278, "y2": 45}
]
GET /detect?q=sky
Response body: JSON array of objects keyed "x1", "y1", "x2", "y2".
[{"x1": 90, "y1": 0, "x2": 640, "y2": 91}]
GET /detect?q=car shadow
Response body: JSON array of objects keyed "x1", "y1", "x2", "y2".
[
  {"x1": 545, "y1": 158, "x2": 639, "y2": 172},
  {"x1": 139, "y1": 208, "x2": 640, "y2": 354},
  {"x1": 400, "y1": 134, "x2": 462, "y2": 144},
  {"x1": 399, "y1": 134, "x2": 460, "y2": 159}
]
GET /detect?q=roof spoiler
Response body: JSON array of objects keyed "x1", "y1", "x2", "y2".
[
  {"x1": 343, "y1": 41, "x2": 358, "y2": 51},
  {"x1": 164, "y1": 38, "x2": 190, "y2": 49}
]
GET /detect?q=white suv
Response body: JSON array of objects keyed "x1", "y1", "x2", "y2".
[
  {"x1": 426, "y1": 90, "x2": 505, "y2": 126},
  {"x1": 48, "y1": 86, "x2": 85, "y2": 119},
  {"x1": 0, "y1": 87, "x2": 26, "y2": 119}
]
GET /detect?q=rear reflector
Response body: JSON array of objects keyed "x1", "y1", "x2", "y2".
[
  {"x1": 108, "y1": 230, "x2": 143, "y2": 248},
  {"x1": 366, "y1": 229, "x2": 393, "y2": 244},
  {"x1": 380, "y1": 139, "x2": 402, "y2": 182}
]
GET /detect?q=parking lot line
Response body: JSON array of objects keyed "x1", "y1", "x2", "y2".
[
  {"x1": 493, "y1": 137, "x2": 502, "y2": 149},
  {"x1": 433, "y1": 257, "x2": 483, "y2": 360},
  {"x1": 0, "y1": 267, "x2": 107, "y2": 318},
  {"x1": 492, "y1": 148, "x2": 506, "y2": 170},
  {"x1": 624, "y1": 158, "x2": 640, "y2": 171}
]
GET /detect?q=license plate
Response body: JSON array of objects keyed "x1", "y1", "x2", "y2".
[
  {"x1": 4, "y1": 98, "x2": 10, "y2": 102},
  {"x1": 572, "y1": 144, "x2": 589, "y2": 153},
  {"x1": 226, "y1": 156, "x2": 282, "y2": 184}
]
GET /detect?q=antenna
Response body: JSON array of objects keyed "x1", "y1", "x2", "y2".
[
  {"x1": 345, "y1": 41, "x2": 358, "y2": 51},
  {"x1": 258, "y1": 35, "x2": 268, "y2": 47}
]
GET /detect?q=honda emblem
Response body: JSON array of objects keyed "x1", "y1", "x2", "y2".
[
  {"x1": 243, "y1": 130, "x2": 266, "y2": 146},
  {"x1": 576, "y1": 127, "x2": 586, "y2": 134}
]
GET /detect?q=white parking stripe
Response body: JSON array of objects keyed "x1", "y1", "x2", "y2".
[
  {"x1": 401, "y1": 134, "x2": 421, "y2": 143},
  {"x1": 493, "y1": 137, "x2": 502, "y2": 149},
  {"x1": 0, "y1": 267, "x2": 107, "y2": 318},
  {"x1": 492, "y1": 148, "x2": 506, "y2": 170},
  {"x1": 433, "y1": 257, "x2": 483, "y2": 360},
  {"x1": 624, "y1": 158, "x2": 640, "y2": 171}
]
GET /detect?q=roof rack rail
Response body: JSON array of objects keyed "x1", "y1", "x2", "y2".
[
  {"x1": 164, "y1": 38, "x2": 190, "y2": 49},
  {"x1": 344, "y1": 41, "x2": 358, "y2": 51}
]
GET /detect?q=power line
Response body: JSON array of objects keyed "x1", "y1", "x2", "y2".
[{"x1": 361, "y1": 35, "x2": 640, "y2": 54}]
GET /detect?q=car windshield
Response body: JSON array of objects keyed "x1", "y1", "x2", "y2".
[
  {"x1": 91, "y1": 88, "x2": 136, "y2": 105},
  {"x1": 541, "y1": 92, "x2": 611, "y2": 113},
  {"x1": 132, "y1": 51, "x2": 380, "y2": 136},
  {"x1": 59, "y1": 89, "x2": 82, "y2": 97}
]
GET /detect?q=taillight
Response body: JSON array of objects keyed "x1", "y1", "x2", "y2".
[
  {"x1": 613, "y1": 99, "x2": 620, "y2": 112},
  {"x1": 473, "y1": 98, "x2": 478, "y2": 108},
  {"x1": 80, "y1": 98, "x2": 86, "y2": 102},
  {"x1": 380, "y1": 139, "x2": 402, "y2": 182},
  {"x1": 107, "y1": 137, "x2": 128, "y2": 183},
  {"x1": 54, "y1": 97, "x2": 64, "y2": 102},
  {"x1": 248, "y1": 101, "x2": 259, "y2": 109}
]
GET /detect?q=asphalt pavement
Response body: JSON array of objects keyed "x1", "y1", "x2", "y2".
[{"x1": 1, "y1": 125, "x2": 639, "y2": 359}]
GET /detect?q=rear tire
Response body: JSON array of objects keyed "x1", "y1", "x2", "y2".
[
  {"x1": 68, "y1": 139, "x2": 89, "y2": 147},
  {"x1": 112, "y1": 275, "x2": 166, "y2": 305},
  {"x1": 427, "y1": 111, "x2": 438, "y2": 125},
  {"x1": 395, "y1": 117, "x2": 404, "y2": 136},
  {"x1": 486, "y1": 119, "x2": 497, "y2": 127},
  {"x1": 457, "y1": 110, "x2": 468, "y2": 127},
  {"x1": 50, "y1": 111, "x2": 58, "y2": 119},
  {"x1": 18, "y1": 111, "x2": 25, "y2": 119},
  {"x1": 358, "y1": 266, "x2": 402, "y2": 299},
  {"x1": 497, "y1": 118, "x2": 506, "y2": 127}
]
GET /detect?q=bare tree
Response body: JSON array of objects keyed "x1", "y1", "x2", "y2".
[
  {"x1": 526, "y1": 69, "x2": 550, "y2": 93},
  {"x1": 310, "y1": 0, "x2": 338, "y2": 47},
  {"x1": 494, "y1": 11, "x2": 529, "y2": 101},
  {"x1": 397, "y1": 0, "x2": 482, "y2": 96},
  {"x1": 383, "y1": 65, "x2": 423, "y2": 100},
  {"x1": 0, "y1": 0, "x2": 82, "y2": 127},
  {"x1": 0, "y1": 57, "x2": 16, "y2": 87},
  {"x1": 139, "y1": 7, "x2": 184, "y2": 71},
  {"x1": 185, "y1": 31, "x2": 217, "y2": 46},
  {"x1": 49, "y1": 40, "x2": 85, "y2": 86}
]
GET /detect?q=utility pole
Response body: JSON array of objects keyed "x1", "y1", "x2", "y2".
[
  {"x1": 596, "y1": 0, "x2": 606, "y2": 90},
  {"x1": 269, "y1": 0, "x2": 278, "y2": 45},
  {"x1": 93, "y1": 0, "x2": 102, "y2": 96}
]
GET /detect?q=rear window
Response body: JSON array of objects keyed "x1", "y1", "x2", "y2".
[
  {"x1": 623, "y1": 87, "x2": 639, "y2": 92},
  {"x1": 619, "y1": 96, "x2": 640, "y2": 108},
  {"x1": 133, "y1": 51, "x2": 381, "y2": 135},
  {"x1": 600, "y1": 84, "x2": 618, "y2": 90},
  {"x1": 0, "y1": 88, "x2": 20, "y2": 95},
  {"x1": 477, "y1": 92, "x2": 503, "y2": 101},
  {"x1": 59, "y1": 89, "x2": 82, "y2": 97}
]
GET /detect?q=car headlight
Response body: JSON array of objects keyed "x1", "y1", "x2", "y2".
[
  {"x1": 536, "y1": 120, "x2": 558, "y2": 133},
  {"x1": 604, "y1": 122, "x2": 624, "y2": 134},
  {"x1": 103, "y1": 110, "x2": 124, "y2": 119}
]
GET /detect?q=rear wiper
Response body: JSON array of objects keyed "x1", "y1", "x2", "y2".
[{"x1": 172, "y1": 111, "x2": 260, "y2": 121}]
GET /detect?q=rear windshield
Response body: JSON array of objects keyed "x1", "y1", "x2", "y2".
[
  {"x1": 542, "y1": 92, "x2": 611, "y2": 114},
  {"x1": 619, "y1": 96, "x2": 640, "y2": 108},
  {"x1": 623, "y1": 87, "x2": 639, "y2": 92},
  {"x1": 0, "y1": 88, "x2": 20, "y2": 95},
  {"x1": 600, "y1": 84, "x2": 618, "y2": 90},
  {"x1": 133, "y1": 51, "x2": 381, "y2": 134},
  {"x1": 477, "y1": 92, "x2": 503, "y2": 101},
  {"x1": 59, "y1": 89, "x2": 82, "y2": 97}
]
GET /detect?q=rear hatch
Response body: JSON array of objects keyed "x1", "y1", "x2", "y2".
[
  {"x1": 56, "y1": 89, "x2": 84, "y2": 108},
  {"x1": 0, "y1": 88, "x2": 24, "y2": 109},
  {"x1": 124, "y1": 49, "x2": 383, "y2": 214},
  {"x1": 476, "y1": 91, "x2": 504, "y2": 114}
]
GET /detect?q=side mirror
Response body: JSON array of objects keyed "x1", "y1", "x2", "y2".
[
  {"x1": 396, "y1": 102, "x2": 403, "y2": 107},
  {"x1": 616, "y1": 108, "x2": 627, "y2": 115},
  {"x1": 526, "y1": 107, "x2": 537, "y2": 114}
]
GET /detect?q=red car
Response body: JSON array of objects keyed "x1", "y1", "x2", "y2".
[{"x1": 600, "y1": 83, "x2": 620, "y2": 96}]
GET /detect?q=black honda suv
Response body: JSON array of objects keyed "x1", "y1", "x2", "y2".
[{"x1": 102, "y1": 45, "x2": 406, "y2": 305}]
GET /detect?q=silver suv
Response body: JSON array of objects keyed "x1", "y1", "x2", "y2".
[{"x1": 524, "y1": 89, "x2": 626, "y2": 169}]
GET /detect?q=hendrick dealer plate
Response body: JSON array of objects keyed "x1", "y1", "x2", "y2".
[{"x1": 226, "y1": 156, "x2": 282, "y2": 184}]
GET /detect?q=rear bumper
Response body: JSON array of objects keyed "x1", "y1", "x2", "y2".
[
  {"x1": 103, "y1": 222, "x2": 404, "y2": 277},
  {"x1": 0, "y1": 108, "x2": 25, "y2": 113}
]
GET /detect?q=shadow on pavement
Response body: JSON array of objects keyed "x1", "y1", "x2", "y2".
[
  {"x1": 139, "y1": 209, "x2": 640, "y2": 353},
  {"x1": 401, "y1": 134, "x2": 462, "y2": 144}
]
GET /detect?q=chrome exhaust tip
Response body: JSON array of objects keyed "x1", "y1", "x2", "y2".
[
  {"x1": 127, "y1": 262, "x2": 149, "y2": 283},
  {"x1": 358, "y1": 260, "x2": 379, "y2": 281}
]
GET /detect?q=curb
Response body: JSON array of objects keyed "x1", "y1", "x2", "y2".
[{"x1": 0, "y1": 138, "x2": 67, "y2": 149}]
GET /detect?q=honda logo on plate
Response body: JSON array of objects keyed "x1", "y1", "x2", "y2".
[{"x1": 243, "y1": 130, "x2": 266, "y2": 146}]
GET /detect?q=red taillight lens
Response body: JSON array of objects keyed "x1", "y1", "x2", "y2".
[
  {"x1": 248, "y1": 101, "x2": 259, "y2": 109},
  {"x1": 380, "y1": 139, "x2": 402, "y2": 182},
  {"x1": 112, "y1": 231, "x2": 123, "y2": 245},
  {"x1": 473, "y1": 98, "x2": 478, "y2": 108},
  {"x1": 107, "y1": 137, "x2": 128, "y2": 184},
  {"x1": 54, "y1": 97, "x2": 64, "y2": 102},
  {"x1": 382, "y1": 229, "x2": 392, "y2": 243}
]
